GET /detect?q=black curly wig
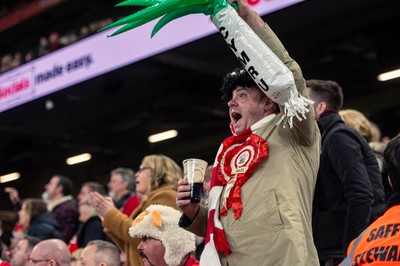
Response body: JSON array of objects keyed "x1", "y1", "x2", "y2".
[{"x1": 220, "y1": 67, "x2": 257, "y2": 104}]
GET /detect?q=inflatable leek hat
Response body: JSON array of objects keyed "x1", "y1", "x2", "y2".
[
  {"x1": 101, "y1": 0, "x2": 313, "y2": 128},
  {"x1": 129, "y1": 205, "x2": 196, "y2": 266}
]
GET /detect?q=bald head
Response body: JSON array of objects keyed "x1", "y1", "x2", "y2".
[{"x1": 30, "y1": 239, "x2": 71, "y2": 266}]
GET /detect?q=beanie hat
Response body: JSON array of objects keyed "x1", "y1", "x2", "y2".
[{"x1": 129, "y1": 205, "x2": 196, "y2": 266}]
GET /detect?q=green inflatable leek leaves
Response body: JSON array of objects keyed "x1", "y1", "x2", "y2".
[{"x1": 100, "y1": 0, "x2": 230, "y2": 37}]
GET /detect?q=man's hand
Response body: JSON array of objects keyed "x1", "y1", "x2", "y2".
[
  {"x1": 228, "y1": 0, "x2": 264, "y2": 32},
  {"x1": 4, "y1": 187, "x2": 20, "y2": 205},
  {"x1": 176, "y1": 179, "x2": 200, "y2": 221}
]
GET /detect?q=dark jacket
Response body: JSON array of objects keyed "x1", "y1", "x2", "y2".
[
  {"x1": 114, "y1": 192, "x2": 133, "y2": 210},
  {"x1": 50, "y1": 198, "x2": 79, "y2": 243},
  {"x1": 77, "y1": 216, "x2": 111, "y2": 248},
  {"x1": 312, "y1": 112, "x2": 385, "y2": 261},
  {"x1": 27, "y1": 212, "x2": 63, "y2": 240}
]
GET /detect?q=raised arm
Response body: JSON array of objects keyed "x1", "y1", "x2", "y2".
[{"x1": 229, "y1": 0, "x2": 318, "y2": 142}]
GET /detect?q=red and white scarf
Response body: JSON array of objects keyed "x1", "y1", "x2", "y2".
[{"x1": 200, "y1": 116, "x2": 272, "y2": 265}]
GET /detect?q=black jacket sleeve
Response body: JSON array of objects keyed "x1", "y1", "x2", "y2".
[{"x1": 327, "y1": 129, "x2": 374, "y2": 250}]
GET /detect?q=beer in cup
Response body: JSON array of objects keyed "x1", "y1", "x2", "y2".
[{"x1": 182, "y1": 158, "x2": 208, "y2": 203}]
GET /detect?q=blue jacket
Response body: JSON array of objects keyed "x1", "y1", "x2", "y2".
[{"x1": 27, "y1": 212, "x2": 63, "y2": 241}]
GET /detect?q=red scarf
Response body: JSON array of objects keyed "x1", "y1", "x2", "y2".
[
  {"x1": 202, "y1": 127, "x2": 268, "y2": 260},
  {"x1": 216, "y1": 128, "x2": 268, "y2": 219}
]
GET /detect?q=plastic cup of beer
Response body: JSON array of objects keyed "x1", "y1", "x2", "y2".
[{"x1": 182, "y1": 158, "x2": 208, "y2": 203}]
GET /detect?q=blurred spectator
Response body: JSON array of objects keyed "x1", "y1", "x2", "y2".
[
  {"x1": 194, "y1": 165, "x2": 213, "y2": 260},
  {"x1": 10, "y1": 52, "x2": 22, "y2": 69},
  {"x1": 77, "y1": 182, "x2": 106, "y2": 204},
  {"x1": 91, "y1": 154, "x2": 182, "y2": 265},
  {"x1": 88, "y1": 22, "x2": 100, "y2": 34},
  {"x1": 36, "y1": 36, "x2": 49, "y2": 57},
  {"x1": 70, "y1": 248, "x2": 83, "y2": 266},
  {"x1": 48, "y1": 32, "x2": 62, "y2": 52},
  {"x1": 24, "y1": 50, "x2": 34, "y2": 63},
  {"x1": 370, "y1": 121, "x2": 382, "y2": 143},
  {"x1": 201, "y1": 165, "x2": 213, "y2": 204},
  {"x1": 107, "y1": 167, "x2": 140, "y2": 216},
  {"x1": 0, "y1": 54, "x2": 12, "y2": 73},
  {"x1": 10, "y1": 235, "x2": 40, "y2": 266},
  {"x1": 69, "y1": 182, "x2": 107, "y2": 253},
  {"x1": 30, "y1": 239, "x2": 71, "y2": 266},
  {"x1": 79, "y1": 26, "x2": 90, "y2": 39},
  {"x1": 339, "y1": 109, "x2": 374, "y2": 142},
  {"x1": 0, "y1": 211, "x2": 18, "y2": 249},
  {"x1": 0, "y1": 17, "x2": 115, "y2": 74},
  {"x1": 80, "y1": 240, "x2": 120, "y2": 266},
  {"x1": 76, "y1": 197, "x2": 112, "y2": 248},
  {"x1": 18, "y1": 198, "x2": 63, "y2": 240},
  {"x1": 59, "y1": 35, "x2": 70, "y2": 47},
  {"x1": 339, "y1": 109, "x2": 391, "y2": 201},
  {"x1": 66, "y1": 31, "x2": 79, "y2": 43},
  {"x1": 5, "y1": 175, "x2": 80, "y2": 244},
  {"x1": 0, "y1": 243, "x2": 11, "y2": 266},
  {"x1": 98, "y1": 18, "x2": 113, "y2": 29},
  {"x1": 43, "y1": 175, "x2": 79, "y2": 243},
  {"x1": 4, "y1": 187, "x2": 22, "y2": 209}
]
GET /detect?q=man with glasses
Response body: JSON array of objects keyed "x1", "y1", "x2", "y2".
[
  {"x1": 130, "y1": 205, "x2": 199, "y2": 266},
  {"x1": 10, "y1": 235, "x2": 40, "y2": 266},
  {"x1": 29, "y1": 239, "x2": 70, "y2": 266}
]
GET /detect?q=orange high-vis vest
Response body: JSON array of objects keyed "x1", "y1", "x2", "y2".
[{"x1": 340, "y1": 205, "x2": 400, "y2": 266}]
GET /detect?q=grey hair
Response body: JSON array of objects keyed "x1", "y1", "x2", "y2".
[
  {"x1": 110, "y1": 167, "x2": 136, "y2": 191},
  {"x1": 86, "y1": 240, "x2": 121, "y2": 266}
]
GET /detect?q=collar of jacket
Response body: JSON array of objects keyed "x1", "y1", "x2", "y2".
[
  {"x1": 317, "y1": 111, "x2": 344, "y2": 135},
  {"x1": 47, "y1": 195, "x2": 74, "y2": 211}
]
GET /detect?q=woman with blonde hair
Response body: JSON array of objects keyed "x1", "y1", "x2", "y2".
[
  {"x1": 339, "y1": 109, "x2": 374, "y2": 142},
  {"x1": 91, "y1": 154, "x2": 182, "y2": 266},
  {"x1": 339, "y1": 109, "x2": 392, "y2": 200}
]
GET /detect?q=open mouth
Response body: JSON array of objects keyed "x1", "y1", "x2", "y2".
[
  {"x1": 139, "y1": 251, "x2": 148, "y2": 260},
  {"x1": 231, "y1": 112, "x2": 242, "y2": 124}
]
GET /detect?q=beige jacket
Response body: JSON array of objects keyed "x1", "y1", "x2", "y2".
[{"x1": 187, "y1": 23, "x2": 321, "y2": 266}]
